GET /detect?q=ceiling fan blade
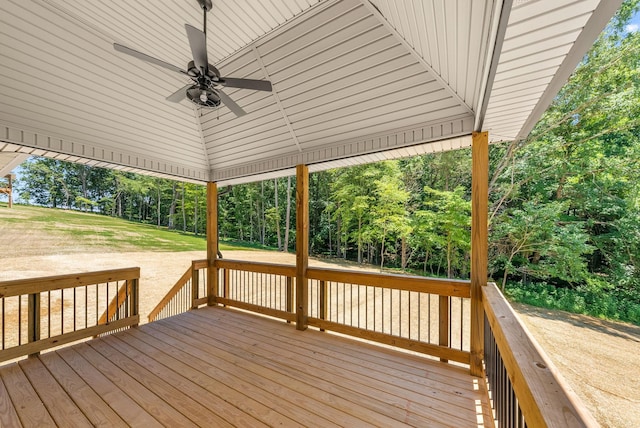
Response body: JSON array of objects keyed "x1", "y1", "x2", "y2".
[
  {"x1": 217, "y1": 89, "x2": 247, "y2": 117},
  {"x1": 221, "y1": 77, "x2": 272, "y2": 92},
  {"x1": 166, "y1": 84, "x2": 193, "y2": 103},
  {"x1": 185, "y1": 24, "x2": 208, "y2": 73},
  {"x1": 114, "y1": 43, "x2": 187, "y2": 75}
]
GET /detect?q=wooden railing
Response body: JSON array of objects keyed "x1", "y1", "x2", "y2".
[
  {"x1": 199, "y1": 260, "x2": 470, "y2": 362},
  {"x1": 307, "y1": 267, "x2": 471, "y2": 363},
  {"x1": 0, "y1": 268, "x2": 139, "y2": 363},
  {"x1": 482, "y1": 283, "x2": 597, "y2": 428},
  {"x1": 214, "y1": 259, "x2": 296, "y2": 322},
  {"x1": 148, "y1": 260, "x2": 208, "y2": 322}
]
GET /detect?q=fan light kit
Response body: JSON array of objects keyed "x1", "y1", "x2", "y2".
[{"x1": 113, "y1": 0, "x2": 272, "y2": 117}]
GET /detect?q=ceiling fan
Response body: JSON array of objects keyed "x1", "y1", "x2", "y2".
[{"x1": 113, "y1": 0, "x2": 272, "y2": 117}]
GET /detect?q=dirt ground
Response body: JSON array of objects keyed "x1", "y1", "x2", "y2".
[
  {"x1": 2, "y1": 249, "x2": 639, "y2": 427},
  {"x1": 513, "y1": 304, "x2": 640, "y2": 428}
]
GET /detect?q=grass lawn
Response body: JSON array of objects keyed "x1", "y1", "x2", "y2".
[{"x1": 0, "y1": 203, "x2": 264, "y2": 253}]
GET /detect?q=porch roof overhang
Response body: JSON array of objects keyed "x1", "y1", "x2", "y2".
[{"x1": 0, "y1": 0, "x2": 622, "y2": 184}]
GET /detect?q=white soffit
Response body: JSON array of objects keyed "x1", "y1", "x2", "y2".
[
  {"x1": 0, "y1": 152, "x2": 29, "y2": 176},
  {"x1": 483, "y1": 0, "x2": 623, "y2": 142},
  {"x1": 0, "y1": 0, "x2": 623, "y2": 184},
  {"x1": 368, "y1": 0, "x2": 497, "y2": 110},
  {"x1": 205, "y1": 0, "x2": 477, "y2": 182}
]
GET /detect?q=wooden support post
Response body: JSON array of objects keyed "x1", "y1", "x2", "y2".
[
  {"x1": 471, "y1": 131, "x2": 489, "y2": 377},
  {"x1": 207, "y1": 182, "x2": 219, "y2": 306},
  {"x1": 191, "y1": 262, "x2": 199, "y2": 309},
  {"x1": 295, "y1": 165, "x2": 309, "y2": 330},
  {"x1": 28, "y1": 292, "x2": 40, "y2": 357}
]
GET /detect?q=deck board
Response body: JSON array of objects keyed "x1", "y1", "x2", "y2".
[{"x1": 0, "y1": 306, "x2": 494, "y2": 427}]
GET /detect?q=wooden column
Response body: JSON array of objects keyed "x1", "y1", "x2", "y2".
[
  {"x1": 471, "y1": 131, "x2": 489, "y2": 377},
  {"x1": 207, "y1": 182, "x2": 218, "y2": 306},
  {"x1": 295, "y1": 165, "x2": 309, "y2": 330}
]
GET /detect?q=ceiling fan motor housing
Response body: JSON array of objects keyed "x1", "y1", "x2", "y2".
[{"x1": 186, "y1": 85, "x2": 220, "y2": 108}]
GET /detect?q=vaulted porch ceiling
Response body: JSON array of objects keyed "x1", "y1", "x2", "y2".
[{"x1": 0, "y1": 0, "x2": 622, "y2": 184}]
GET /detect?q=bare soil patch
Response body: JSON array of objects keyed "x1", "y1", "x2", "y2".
[{"x1": 512, "y1": 304, "x2": 640, "y2": 428}]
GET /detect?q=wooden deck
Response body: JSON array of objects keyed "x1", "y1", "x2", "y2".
[{"x1": 0, "y1": 306, "x2": 493, "y2": 427}]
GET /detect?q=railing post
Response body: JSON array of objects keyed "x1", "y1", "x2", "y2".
[
  {"x1": 223, "y1": 268, "x2": 230, "y2": 301},
  {"x1": 319, "y1": 280, "x2": 327, "y2": 331},
  {"x1": 131, "y1": 278, "x2": 139, "y2": 327},
  {"x1": 438, "y1": 295, "x2": 449, "y2": 362},
  {"x1": 191, "y1": 262, "x2": 199, "y2": 309},
  {"x1": 207, "y1": 182, "x2": 219, "y2": 306},
  {"x1": 286, "y1": 276, "x2": 293, "y2": 323},
  {"x1": 27, "y1": 292, "x2": 40, "y2": 357},
  {"x1": 471, "y1": 131, "x2": 489, "y2": 376},
  {"x1": 295, "y1": 165, "x2": 309, "y2": 330}
]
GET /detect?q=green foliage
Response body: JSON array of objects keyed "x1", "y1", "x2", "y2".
[
  {"x1": 505, "y1": 280, "x2": 640, "y2": 326},
  {"x1": 491, "y1": 201, "x2": 592, "y2": 288}
]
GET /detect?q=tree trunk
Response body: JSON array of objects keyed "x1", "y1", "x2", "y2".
[
  {"x1": 284, "y1": 176, "x2": 292, "y2": 252},
  {"x1": 380, "y1": 228, "x2": 386, "y2": 271},
  {"x1": 156, "y1": 183, "x2": 161, "y2": 227},
  {"x1": 357, "y1": 217, "x2": 362, "y2": 263},
  {"x1": 80, "y1": 167, "x2": 88, "y2": 212},
  {"x1": 261, "y1": 181, "x2": 266, "y2": 245},
  {"x1": 275, "y1": 178, "x2": 282, "y2": 250},
  {"x1": 447, "y1": 235, "x2": 452, "y2": 278},
  {"x1": 168, "y1": 182, "x2": 177, "y2": 229},
  {"x1": 194, "y1": 191, "x2": 199, "y2": 236},
  {"x1": 401, "y1": 236, "x2": 407, "y2": 271},
  {"x1": 336, "y1": 215, "x2": 342, "y2": 258},
  {"x1": 181, "y1": 183, "x2": 187, "y2": 231}
]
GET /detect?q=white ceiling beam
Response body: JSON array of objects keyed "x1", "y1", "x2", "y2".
[
  {"x1": 252, "y1": 45, "x2": 302, "y2": 153},
  {"x1": 360, "y1": 0, "x2": 474, "y2": 117},
  {"x1": 474, "y1": 0, "x2": 513, "y2": 132}
]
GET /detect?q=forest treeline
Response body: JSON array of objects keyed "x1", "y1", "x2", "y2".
[{"x1": 11, "y1": 2, "x2": 640, "y2": 322}]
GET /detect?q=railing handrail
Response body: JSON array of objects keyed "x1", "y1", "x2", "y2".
[
  {"x1": 483, "y1": 283, "x2": 598, "y2": 428},
  {"x1": 215, "y1": 259, "x2": 296, "y2": 277},
  {"x1": 148, "y1": 263, "x2": 193, "y2": 322},
  {"x1": 0, "y1": 267, "x2": 140, "y2": 297},
  {"x1": 307, "y1": 267, "x2": 471, "y2": 297}
]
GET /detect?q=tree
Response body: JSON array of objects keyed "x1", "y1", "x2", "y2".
[{"x1": 491, "y1": 201, "x2": 593, "y2": 290}]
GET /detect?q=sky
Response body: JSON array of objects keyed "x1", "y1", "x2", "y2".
[{"x1": 626, "y1": 8, "x2": 640, "y2": 32}]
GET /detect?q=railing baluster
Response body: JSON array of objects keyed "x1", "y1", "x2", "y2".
[
  {"x1": 1, "y1": 298, "x2": 4, "y2": 350},
  {"x1": 27, "y1": 292, "x2": 40, "y2": 357},
  {"x1": 18, "y1": 295, "x2": 22, "y2": 345}
]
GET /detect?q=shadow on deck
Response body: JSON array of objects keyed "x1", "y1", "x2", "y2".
[{"x1": 0, "y1": 306, "x2": 492, "y2": 427}]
